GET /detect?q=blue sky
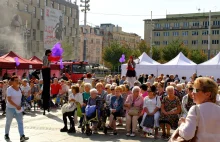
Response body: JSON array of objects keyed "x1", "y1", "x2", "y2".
[{"x1": 79, "y1": 0, "x2": 220, "y2": 38}]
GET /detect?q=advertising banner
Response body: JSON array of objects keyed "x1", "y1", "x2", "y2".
[{"x1": 44, "y1": 6, "x2": 63, "y2": 49}]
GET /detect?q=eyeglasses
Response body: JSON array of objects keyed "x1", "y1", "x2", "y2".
[{"x1": 193, "y1": 88, "x2": 202, "y2": 93}]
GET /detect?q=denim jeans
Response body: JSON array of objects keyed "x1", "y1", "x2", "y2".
[{"x1": 5, "y1": 107, "x2": 24, "y2": 136}]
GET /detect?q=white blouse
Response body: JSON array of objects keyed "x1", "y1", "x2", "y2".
[
  {"x1": 143, "y1": 96, "x2": 161, "y2": 113},
  {"x1": 179, "y1": 103, "x2": 220, "y2": 142}
]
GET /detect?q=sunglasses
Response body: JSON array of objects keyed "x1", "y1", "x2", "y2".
[
  {"x1": 188, "y1": 88, "x2": 193, "y2": 91},
  {"x1": 111, "y1": 89, "x2": 115, "y2": 91},
  {"x1": 105, "y1": 88, "x2": 109, "y2": 89},
  {"x1": 193, "y1": 88, "x2": 201, "y2": 93}
]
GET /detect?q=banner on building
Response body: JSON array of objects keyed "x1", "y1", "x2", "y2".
[{"x1": 44, "y1": 6, "x2": 63, "y2": 49}]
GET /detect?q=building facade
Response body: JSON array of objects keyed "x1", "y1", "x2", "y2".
[
  {"x1": 0, "y1": 0, "x2": 79, "y2": 59},
  {"x1": 79, "y1": 25, "x2": 103, "y2": 64},
  {"x1": 100, "y1": 24, "x2": 141, "y2": 49},
  {"x1": 144, "y1": 12, "x2": 220, "y2": 56}
]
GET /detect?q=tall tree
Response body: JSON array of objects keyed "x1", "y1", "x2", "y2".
[
  {"x1": 61, "y1": 40, "x2": 73, "y2": 60},
  {"x1": 162, "y1": 40, "x2": 189, "y2": 62},
  {"x1": 137, "y1": 40, "x2": 150, "y2": 54},
  {"x1": 188, "y1": 50, "x2": 207, "y2": 64},
  {"x1": 152, "y1": 47, "x2": 161, "y2": 61}
]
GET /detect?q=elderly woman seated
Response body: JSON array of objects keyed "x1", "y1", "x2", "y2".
[
  {"x1": 87, "y1": 88, "x2": 102, "y2": 134},
  {"x1": 159, "y1": 86, "x2": 181, "y2": 140},
  {"x1": 124, "y1": 86, "x2": 143, "y2": 137},
  {"x1": 60, "y1": 85, "x2": 83, "y2": 133},
  {"x1": 107, "y1": 86, "x2": 124, "y2": 135}
]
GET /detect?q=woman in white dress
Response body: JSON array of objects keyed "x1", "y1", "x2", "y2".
[{"x1": 141, "y1": 85, "x2": 161, "y2": 139}]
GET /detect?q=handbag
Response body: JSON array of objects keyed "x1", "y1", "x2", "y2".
[
  {"x1": 143, "y1": 115, "x2": 154, "y2": 128},
  {"x1": 168, "y1": 105, "x2": 200, "y2": 142},
  {"x1": 76, "y1": 102, "x2": 82, "y2": 117},
  {"x1": 128, "y1": 106, "x2": 140, "y2": 116}
]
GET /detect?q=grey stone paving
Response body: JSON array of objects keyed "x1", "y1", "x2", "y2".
[{"x1": 0, "y1": 109, "x2": 167, "y2": 142}]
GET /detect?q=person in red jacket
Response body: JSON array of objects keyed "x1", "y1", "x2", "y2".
[
  {"x1": 126, "y1": 56, "x2": 136, "y2": 88},
  {"x1": 42, "y1": 49, "x2": 60, "y2": 115}
]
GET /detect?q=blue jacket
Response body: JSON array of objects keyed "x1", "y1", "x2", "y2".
[{"x1": 110, "y1": 95, "x2": 123, "y2": 113}]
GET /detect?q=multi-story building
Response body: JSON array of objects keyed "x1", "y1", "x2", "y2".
[
  {"x1": 144, "y1": 12, "x2": 220, "y2": 56},
  {"x1": 100, "y1": 24, "x2": 141, "y2": 49},
  {"x1": 0, "y1": 0, "x2": 79, "y2": 59},
  {"x1": 79, "y1": 25, "x2": 103, "y2": 64}
]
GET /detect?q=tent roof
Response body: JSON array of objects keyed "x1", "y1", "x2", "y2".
[
  {"x1": 0, "y1": 58, "x2": 15, "y2": 69},
  {"x1": 136, "y1": 52, "x2": 160, "y2": 65},
  {"x1": 199, "y1": 52, "x2": 220, "y2": 65},
  {"x1": 162, "y1": 52, "x2": 196, "y2": 65},
  {"x1": 1, "y1": 51, "x2": 41, "y2": 69},
  {"x1": 29, "y1": 56, "x2": 43, "y2": 64}
]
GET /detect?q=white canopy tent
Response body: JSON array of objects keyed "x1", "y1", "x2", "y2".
[
  {"x1": 121, "y1": 52, "x2": 160, "y2": 77},
  {"x1": 158, "y1": 52, "x2": 197, "y2": 79},
  {"x1": 197, "y1": 52, "x2": 220, "y2": 79}
]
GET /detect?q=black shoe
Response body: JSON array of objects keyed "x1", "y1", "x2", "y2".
[
  {"x1": 43, "y1": 111, "x2": 45, "y2": 115},
  {"x1": 20, "y1": 135, "x2": 29, "y2": 142},
  {"x1": 48, "y1": 109, "x2": 50, "y2": 112},
  {"x1": 2, "y1": 111, "x2": 6, "y2": 115},
  {"x1": 78, "y1": 124, "x2": 82, "y2": 128},
  {"x1": 60, "y1": 127, "x2": 68, "y2": 132},
  {"x1": 113, "y1": 131, "x2": 117, "y2": 135},
  {"x1": 67, "y1": 127, "x2": 76, "y2": 133},
  {"x1": 4, "y1": 134, "x2": 10, "y2": 141},
  {"x1": 22, "y1": 112, "x2": 26, "y2": 115}
]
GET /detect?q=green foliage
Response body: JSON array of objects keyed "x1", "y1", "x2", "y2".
[
  {"x1": 188, "y1": 50, "x2": 207, "y2": 64},
  {"x1": 162, "y1": 40, "x2": 189, "y2": 62},
  {"x1": 137, "y1": 40, "x2": 150, "y2": 54},
  {"x1": 103, "y1": 42, "x2": 132, "y2": 69},
  {"x1": 152, "y1": 47, "x2": 161, "y2": 61},
  {"x1": 61, "y1": 40, "x2": 73, "y2": 60}
]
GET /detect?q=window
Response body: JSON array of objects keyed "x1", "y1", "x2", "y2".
[
  {"x1": 163, "y1": 41, "x2": 168, "y2": 45},
  {"x1": 202, "y1": 40, "x2": 208, "y2": 44},
  {"x1": 212, "y1": 30, "x2": 219, "y2": 35},
  {"x1": 67, "y1": 17, "x2": 69, "y2": 25},
  {"x1": 183, "y1": 40, "x2": 188, "y2": 45},
  {"x1": 70, "y1": 8, "x2": 72, "y2": 16},
  {"x1": 154, "y1": 32, "x2": 160, "y2": 37},
  {"x1": 45, "y1": 0, "x2": 47, "y2": 6},
  {"x1": 96, "y1": 39, "x2": 101, "y2": 44},
  {"x1": 58, "y1": 4, "x2": 60, "y2": 10},
  {"x1": 5, "y1": 0, "x2": 9, "y2": 5},
  {"x1": 202, "y1": 30, "x2": 208, "y2": 35},
  {"x1": 40, "y1": 31, "x2": 44, "y2": 41},
  {"x1": 192, "y1": 31, "x2": 199, "y2": 36},
  {"x1": 15, "y1": 1, "x2": 19, "y2": 9},
  {"x1": 41, "y1": 9, "x2": 44, "y2": 20},
  {"x1": 64, "y1": 26, "x2": 66, "y2": 35},
  {"x1": 155, "y1": 23, "x2": 161, "y2": 29},
  {"x1": 36, "y1": 41, "x2": 39, "y2": 52},
  {"x1": 183, "y1": 22, "x2": 189, "y2": 27},
  {"x1": 163, "y1": 32, "x2": 169, "y2": 36},
  {"x1": 154, "y1": 41, "x2": 160, "y2": 45},
  {"x1": 203, "y1": 21, "x2": 209, "y2": 27},
  {"x1": 173, "y1": 31, "x2": 179, "y2": 36},
  {"x1": 64, "y1": 6, "x2": 66, "y2": 14},
  {"x1": 192, "y1": 22, "x2": 199, "y2": 26},
  {"x1": 96, "y1": 47, "x2": 100, "y2": 54},
  {"x1": 192, "y1": 40, "x2": 198, "y2": 45},
  {"x1": 70, "y1": 27, "x2": 72, "y2": 36},
  {"x1": 24, "y1": 4, "x2": 28, "y2": 12},
  {"x1": 182, "y1": 31, "x2": 188, "y2": 36},
  {"x1": 164, "y1": 23, "x2": 170, "y2": 28},
  {"x1": 37, "y1": 19, "x2": 40, "y2": 30},
  {"x1": 213, "y1": 21, "x2": 220, "y2": 26},
  {"x1": 72, "y1": 18, "x2": 75, "y2": 27},
  {"x1": 202, "y1": 49, "x2": 206, "y2": 54},
  {"x1": 96, "y1": 57, "x2": 100, "y2": 63},
  {"x1": 174, "y1": 23, "x2": 179, "y2": 28},
  {"x1": 29, "y1": 0, "x2": 32, "y2": 4},
  {"x1": 37, "y1": 0, "x2": 40, "y2": 7},
  {"x1": 51, "y1": 1, "x2": 54, "y2": 8},
  {"x1": 212, "y1": 40, "x2": 219, "y2": 44},
  {"x1": 33, "y1": 29, "x2": 36, "y2": 40}
]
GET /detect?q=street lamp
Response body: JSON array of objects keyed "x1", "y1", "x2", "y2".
[{"x1": 80, "y1": 0, "x2": 90, "y2": 61}]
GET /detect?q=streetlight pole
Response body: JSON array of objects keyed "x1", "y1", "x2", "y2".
[
  {"x1": 150, "y1": 11, "x2": 153, "y2": 58},
  {"x1": 208, "y1": 10, "x2": 211, "y2": 60},
  {"x1": 80, "y1": 0, "x2": 90, "y2": 61}
]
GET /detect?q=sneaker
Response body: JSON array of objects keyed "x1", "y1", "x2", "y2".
[
  {"x1": 130, "y1": 133, "x2": 135, "y2": 137},
  {"x1": 4, "y1": 134, "x2": 10, "y2": 141},
  {"x1": 60, "y1": 127, "x2": 68, "y2": 132},
  {"x1": 126, "y1": 132, "x2": 130, "y2": 136},
  {"x1": 20, "y1": 135, "x2": 29, "y2": 142},
  {"x1": 113, "y1": 130, "x2": 117, "y2": 135}
]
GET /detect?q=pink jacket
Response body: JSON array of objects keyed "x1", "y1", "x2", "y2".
[{"x1": 125, "y1": 94, "x2": 143, "y2": 113}]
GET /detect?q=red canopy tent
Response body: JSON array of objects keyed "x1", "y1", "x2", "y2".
[
  {"x1": 0, "y1": 51, "x2": 41, "y2": 69},
  {"x1": 0, "y1": 58, "x2": 15, "y2": 69}
]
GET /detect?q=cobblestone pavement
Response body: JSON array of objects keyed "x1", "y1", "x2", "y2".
[{"x1": 0, "y1": 109, "x2": 167, "y2": 142}]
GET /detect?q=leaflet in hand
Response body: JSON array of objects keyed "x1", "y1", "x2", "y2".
[{"x1": 16, "y1": 107, "x2": 24, "y2": 113}]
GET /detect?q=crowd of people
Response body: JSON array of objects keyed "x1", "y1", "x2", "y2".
[{"x1": 1, "y1": 71, "x2": 220, "y2": 141}]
